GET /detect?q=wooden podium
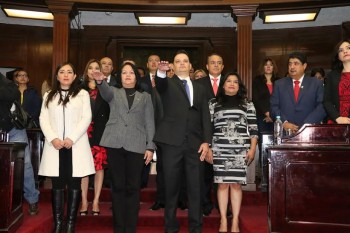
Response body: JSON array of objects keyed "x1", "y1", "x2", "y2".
[
  {"x1": 268, "y1": 124, "x2": 350, "y2": 233},
  {"x1": 0, "y1": 142, "x2": 26, "y2": 233}
]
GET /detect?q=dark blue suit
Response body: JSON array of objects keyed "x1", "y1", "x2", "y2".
[{"x1": 270, "y1": 76, "x2": 326, "y2": 127}]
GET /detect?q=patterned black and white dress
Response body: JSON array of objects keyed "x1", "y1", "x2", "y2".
[{"x1": 209, "y1": 96, "x2": 258, "y2": 184}]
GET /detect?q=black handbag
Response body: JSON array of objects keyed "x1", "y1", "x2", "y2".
[{"x1": 9, "y1": 101, "x2": 36, "y2": 129}]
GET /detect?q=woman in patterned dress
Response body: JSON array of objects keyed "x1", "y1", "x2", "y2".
[
  {"x1": 80, "y1": 59, "x2": 109, "y2": 216},
  {"x1": 208, "y1": 72, "x2": 258, "y2": 233},
  {"x1": 324, "y1": 39, "x2": 350, "y2": 124}
]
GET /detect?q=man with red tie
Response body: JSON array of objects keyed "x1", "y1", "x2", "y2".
[
  {"x1": 270, "y1": 52, "x2": 326, "y2": 134},
  {"x1": 196, "y1": 53, "x2": 224, "y2": 216}
]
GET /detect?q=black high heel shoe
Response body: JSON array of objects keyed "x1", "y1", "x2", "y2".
[{"x1": 79, "y1": 210, "x2": 88, "y2": 216}]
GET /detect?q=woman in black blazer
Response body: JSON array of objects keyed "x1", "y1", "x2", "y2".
[
  {"x1": 252, "y1": 57, "x2": 280, "y2": 133},
  {"x1": 324, "y1": 39, "x2": 350, "y2": 124},
  {"x1": 252, "y1": 57, "x2": 279, "y2": 181},
  {"x1": 80, "y1": 59, "x2": 110, "y2": 216}
]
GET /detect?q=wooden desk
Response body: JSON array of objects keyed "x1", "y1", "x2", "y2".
[
  {"x1": 268, "y1": 125, "x2": 350, "y2": 233},
  {"x1": 0, "y1": 142, "x2": 26, "y2": 233}
]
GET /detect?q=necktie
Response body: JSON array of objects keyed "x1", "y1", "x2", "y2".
[
  {"x1": 294, "y1": 80, "x2": 300, "y2": 102},
  {"x1": 212, "y1": 77, "x2": 218, "y2": 96},
  {"x1": 181, "y1": 80, "x2": 191, "y2": 101},
  {"x1": 151, "y1": 74, "x2": 156, "y2": 88}
]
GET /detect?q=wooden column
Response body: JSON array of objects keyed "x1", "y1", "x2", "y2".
[
  {"x1": 342, "y1": 21, "x2": 350, "y2": 40},
  {"x1": 46, "y1": 0, "x2": 74, "y2": 75},
  {"x1": 231, "y1": 5, "x2": 258, "y2": 99}
]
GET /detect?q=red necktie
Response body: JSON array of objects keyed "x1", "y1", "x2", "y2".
[
  {"x1": 294, "y1": 80, "x2": 300, "y2": 102},
  {"x1": 212, "y1": 78, "x2": 218, "y2": 96},
  {"x1": 151, "y1": 74, "x2": 155, "y2": 88}
]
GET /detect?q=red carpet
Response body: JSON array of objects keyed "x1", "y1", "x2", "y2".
[{"x1": 17, "y1": 176, "x2": 268, "y2": 233}]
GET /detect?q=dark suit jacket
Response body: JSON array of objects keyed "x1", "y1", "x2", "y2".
[
  {"x1": 108, "y1": 74, "x2": 118, "y2": 87},
  {"x1": 270, "y1": 76, "x2": 326, "y2": 127},
  {"x1": 82, "y1": 83, "x2": 110, "y2": 146},
  {"x1": 196, "y1": 76, "x2": 215, "y2": 101},
  {"x1": 196, "y1": 75, "x2": 224, "y2": 102},
  {"x1": 154, "y1": 75, "x2": 212, "y2": 150},
  {"x1": 141, "y1": 74, "x2": 153, "y2": 92},
  {"x1": 140, "y1": 74, "x2": 163, "y2": 126},
  {"x1": 252, "y1": 75, "x2": 273, "y2": 119},
  {"x1": 0, "y1": 76, "x2": 20, "y2": 131},
  {"x1": 323, "y1": 69, "x2": 349, "y2": 121}
]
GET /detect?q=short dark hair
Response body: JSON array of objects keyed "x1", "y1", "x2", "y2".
[
  {"x1": 173, "y1": 49, "x2": 190, "y2": 61},
  {"x1": 311, "y1": 67, "x2": 325, "y2": 77},
  {"x1": 289, "y1": 52, "x2": 307, "y2": 64},
  {"x1": 207, "y1": 53, "x2": 224, "y2": 64},
  {"x1": 116, "y1": 62, "x2": 144, "y2": 92}
]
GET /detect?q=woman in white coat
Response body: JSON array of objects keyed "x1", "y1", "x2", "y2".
[{"x1": 39, "y1": 62, "x2": 95, "y2": 233}]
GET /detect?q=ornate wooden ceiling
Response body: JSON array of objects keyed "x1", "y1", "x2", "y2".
[{"x1": 1, "y1": 0, "x2": 350, "y2": 13}]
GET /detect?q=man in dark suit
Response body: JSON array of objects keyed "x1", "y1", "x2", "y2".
[
  {"x1": 270, "y1": 52, "x2": 326, "y2": 133},
  {"x1": 139, "y1": 54, "x2": 163, "y2": 192},
  {"x1": 155, "y1": 50, "x2": 212, "y2": 233},
  {"x1": 141, "y1": 54, "x2": 164, "y2": 208},
  {"x1": 100, "y1": 57, "x2": 118, "y2": 87},
  {"x1": 100, "y1": 56, "x2": 118, "y2": 189},
  {"x1": 196, "y1": 53, "x2": 224, "y2": 216}
]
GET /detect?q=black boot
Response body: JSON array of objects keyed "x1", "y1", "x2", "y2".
[
  {"x1": 52, "y1": 189, "x2": 65, "y2": 233},
  {"x1": 66, "y1": 189, "x2": 81, "y2": 233}
]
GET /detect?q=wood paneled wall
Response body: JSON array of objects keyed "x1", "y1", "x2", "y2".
[
  {"x1": 0, "y1": 24, "x2": 53, "y2": 92},
  {"x1": 252, "y1": 25, "x2": 342, "y2": 79},
  {"x1": 0, "y1": 23, "x2": 348, "y2": 94},
  {"x1": 77, "y1": 26, "x2": 236, "y2": 75}
]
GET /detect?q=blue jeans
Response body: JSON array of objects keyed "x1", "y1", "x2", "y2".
[{"x1": 9, "y1": 127, "x2": 40, "y2": 204}]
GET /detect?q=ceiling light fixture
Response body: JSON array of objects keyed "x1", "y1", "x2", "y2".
[
  {"x1": 1, "y1": 5, "x2": 53, "y2": 21},
  {"x1": 135, "y1": 13, "x2": 191, "y2": 25},
  {"x1": 260, "y1": 8, "x2": 319, "y2": 23}
]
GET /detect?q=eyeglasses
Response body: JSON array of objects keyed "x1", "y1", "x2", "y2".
[{"x1": 338, "y1": 46, "x2": 350, "y2": 53}]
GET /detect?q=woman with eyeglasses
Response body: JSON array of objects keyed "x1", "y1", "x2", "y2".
[
  {"x1": 324, "y1": 39, "x2": 350, "y2": 124},
  {"x1": 14, "y1": 69, "x2": 41, "y2": 127}
]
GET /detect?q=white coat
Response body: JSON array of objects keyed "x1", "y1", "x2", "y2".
[{"x1": 39, "y1": 89, "x2": 95, "y2": 177}]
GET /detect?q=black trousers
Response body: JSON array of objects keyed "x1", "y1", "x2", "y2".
[
  {"x1": 161, "y1": 142, "x2": 204, "y2": 233},
  {"x1": 155, "y1": 145, "x2": 165, "y2": 203},
  {"x1": 201, "y1": 161, "x2": 213, "y2": 209},
  {"x1": 51, "y1": 148, "x2": 81, "y2": 190},
  {"x1": 107, "y1": 147, "x2": 145, "y2": 233},
  {"x1": 155, "y1": 146, "x2": 187, "y2": 205}
]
